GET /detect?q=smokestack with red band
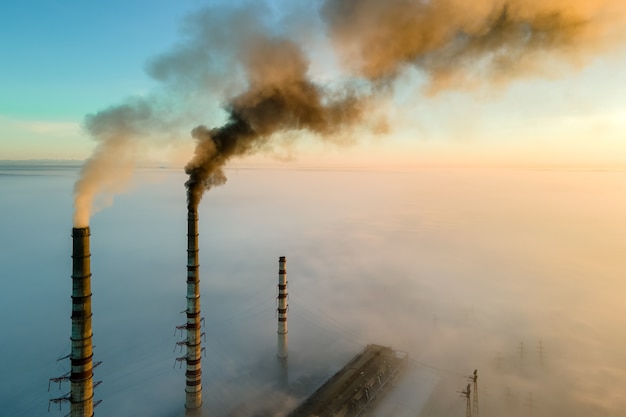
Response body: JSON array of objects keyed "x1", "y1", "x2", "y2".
[
  {"x1": 185, "y1": 209, "x2": 202, "y2": 409},
  {"x1": 277, "y1": 256, "x2": 288, "y2": 359},
  {"x1": 71, "y1": 227, "x2": 94, "y2": 417}
]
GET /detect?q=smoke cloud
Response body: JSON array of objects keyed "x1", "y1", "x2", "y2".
[
  {"x1": 72, "y1": 0, "x2": 626, "y2": 222},
  {"x1": 184, "y1": 33, "x2": 366, "y2": 210},
  {"x1": 321, "y1": 0, "x2": 626, "y2": 90},
  {"x1": 73, "y1": 100, "x2": 152, "y2": 227},
  {"x1": 183, "y1": 0, "x2": 626, "y2": 208}
]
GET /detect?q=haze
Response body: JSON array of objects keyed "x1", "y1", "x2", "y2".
[{"x1": 0, "y1": 162, "x2": 624, "y2": 416}]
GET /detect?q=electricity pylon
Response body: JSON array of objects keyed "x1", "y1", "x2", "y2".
[
  {"x1": 467, "y1": 369, "x2": 479, "y2": 417},
  {"x1": 458, "y1": 383, "x2": 471, "y2": 417}
]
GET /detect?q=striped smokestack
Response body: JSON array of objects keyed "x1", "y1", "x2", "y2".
[
  {"x1": 70, "y1": 227, "x2": 94, "y2": 417},
  {"x1": 277, "y1": 256, "x2": 288, "y2": 359},
  {"x1": 185, "y1": 209, "x2": 202, "y2": 409}
]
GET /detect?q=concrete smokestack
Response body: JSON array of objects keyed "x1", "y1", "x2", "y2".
[
  {"x1": 185, "y1": 209, "x2": 202, "y2": 409},
  {"x1": 70, "y1": 227, "x2": 94, "y2": 417},
  {"x1": 277, "y1": 256, "x2": 288, "y2": 359}
]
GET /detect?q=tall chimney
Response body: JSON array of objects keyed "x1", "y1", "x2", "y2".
[
  {"x1": 185, "y1": 209, "x2": 202, "y2": 409},
  {"x1": 70, "y1": 227, "x2": 94, "y2": 417},
  {"x1": 277, "y1": 256, "x2": 288, "y2": 359}
]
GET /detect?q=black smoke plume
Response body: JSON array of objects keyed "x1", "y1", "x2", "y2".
[
  {"x1": 183, "y1": 33, "x2": 365, "y2": 210},
  {"x1": 72, "y1": 0, "x2": 626, "y2": 220}
]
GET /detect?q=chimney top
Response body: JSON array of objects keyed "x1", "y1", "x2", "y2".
[{"x1": 72, "y1": 226, "x2": 90, "y2": 236}]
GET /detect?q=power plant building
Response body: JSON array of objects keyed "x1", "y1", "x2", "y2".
[{"x1": 288, "y1": 345, "x2": 408, "y2": 417}]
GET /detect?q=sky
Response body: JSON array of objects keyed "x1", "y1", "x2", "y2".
[{"x1": 1, "y1": 0, "x2": 625, "y2": 167}]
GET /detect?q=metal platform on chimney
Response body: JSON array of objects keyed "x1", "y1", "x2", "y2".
[{"x1": 287, "y1": 344, "x2": 408, "y2": 417}]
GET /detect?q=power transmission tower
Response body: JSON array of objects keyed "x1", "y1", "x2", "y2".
[
  {"x1": 466, "y1": 369, "x2": 479, "y2": 417},
  {"x1": 496, "y1": 352, "x2": 503, "y2": 371},
  {"x1": 537, "y1": 340, "x2": 545, "y2": 368},
  {"x1": 458, "y1": 383, "x2": 471, "y2": 417}
]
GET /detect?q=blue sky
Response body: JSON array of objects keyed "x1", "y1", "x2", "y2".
[
  {"x1": 2, "y1": 2, "x2": 175, "y2": 117},
  {"x1": 1, "y1": 0, "x2": 625, "y2": 165},
  {"x1": 0, "y1": 1, "x2": 206, "y2": 159}
]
